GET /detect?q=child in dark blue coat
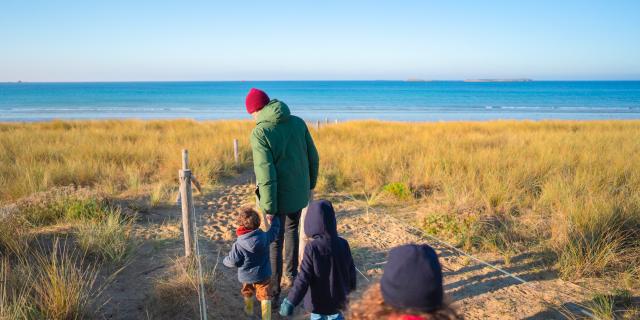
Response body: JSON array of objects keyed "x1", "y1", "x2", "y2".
[
  {"x1": 224, "y1": 206, "x2": 280, "y2": 320},
  {"x1": 279, "y1": 200, "x2": 356, "y2": 320}
]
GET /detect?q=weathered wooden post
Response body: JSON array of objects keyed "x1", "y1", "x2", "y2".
[
  {"x1": 298, "y1": 190, "x2": 314, "y2": 271},
  {"x1": 233, "y1": 138, "x2": 239, "y2": 164},
  {"x1": 315, "y1": 120, "x2": 320, "y2": 130},
  {"x1": 179, "y1": 149, "x2": 194, "y2": 257}
]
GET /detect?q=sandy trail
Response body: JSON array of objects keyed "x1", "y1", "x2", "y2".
[{"x1": 98, "y1": 172, "x2": 591, "y2": 319}]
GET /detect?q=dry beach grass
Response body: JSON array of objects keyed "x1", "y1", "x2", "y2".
[{"x1": 1, "y1": 119, "x2": 640, "y2": 318}]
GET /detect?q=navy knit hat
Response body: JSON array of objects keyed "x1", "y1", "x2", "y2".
[{"x1": 380, "y1": 244, "x2": 444, "y2": 312}]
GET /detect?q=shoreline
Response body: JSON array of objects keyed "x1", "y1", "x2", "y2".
[{"x1": 3, "y1": 117, "x2": 640, "y2": 125}]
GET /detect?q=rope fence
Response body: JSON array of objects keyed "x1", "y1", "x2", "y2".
[
  {"x1": 178, "y1": 140, "x2": 599, "y2": 319},
  {"x1": 334, "y1": 193, "x2": 596, "y2": 319}
]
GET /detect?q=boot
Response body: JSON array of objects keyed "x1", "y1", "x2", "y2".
[
  {"x1": 261, "y1": 300, "x2": 272, "y2": 320},
  {"x1": 244, "y1": 297, "x2": 254, "y2": 316}
]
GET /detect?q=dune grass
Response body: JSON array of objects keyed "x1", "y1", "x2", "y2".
[
  {"x1": 1, "y1": 119, "x2": 639, "y2": 283},
  {"x1": 0, "y1": 120, "x2": 250, "y2": 202},
  {"x1": 147, "y1": 256, "x2": 217, "y2": 319},
  {"x1": 1, "y1": 188, "x2": 134, "y2": 319},
  {"x1": 0, "y1": 239, "x2": 101, "y2": 320},
  {"x1": 0, "y1": 214, "x2": 28, "y2": 256},
  {"x1": 75, "y1": 208, "x2": 135, "y2": 264}
]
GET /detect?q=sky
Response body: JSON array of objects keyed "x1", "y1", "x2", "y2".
[{"x1": 1, "y1": 0, "x2": 639, "y2": 81}]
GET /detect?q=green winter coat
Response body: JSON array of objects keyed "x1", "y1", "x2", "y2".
[{"x1": 251, "y1": 100, "x2": 319, "y2": 215}]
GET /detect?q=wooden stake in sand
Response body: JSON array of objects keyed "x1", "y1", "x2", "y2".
[
  {"x1": 179, "y1": 149, "x2": 194, "y2": 257},
  {"x1": 233, "y1": 138, "x2": 239, "y2": 164},
  {"x1": 298, "y1": 190, "x2": 314, "y2": 271}
]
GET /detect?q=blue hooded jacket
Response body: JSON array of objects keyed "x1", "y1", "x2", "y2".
[
  {"x1": 223, "y1": 218, "x2": 280, "y2": 283},
  {"x1": 286, "y1": 200, "x2": 357, "y2": 315}
]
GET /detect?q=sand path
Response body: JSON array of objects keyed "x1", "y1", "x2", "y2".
[{"x1": 99, "y1": 171, "x2": 591, "y2": 319}]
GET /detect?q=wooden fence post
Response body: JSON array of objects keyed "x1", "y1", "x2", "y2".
[
  {"x1": 233, "y1": 139, "x2": 239, "y2": 164},
  {"x1": 179, "y1": 149, "x2": 194, "y2": 257}
]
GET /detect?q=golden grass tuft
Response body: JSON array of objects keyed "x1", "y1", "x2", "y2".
[
  {"x1": 147, "y1": 256, "x2": 217, "y2": 319},
  {"x1": 75, "y1": 208, "x2": 135, "y2": 264},
  {"x1": 0, "y1": 239, "x2": 100, "y2": 320},
  {"x1": 0, "y1": 120, "x2": 251, "y2": 203},
  {"x1": 0, "y1": 213, "x2": 29, "y2": 257}
]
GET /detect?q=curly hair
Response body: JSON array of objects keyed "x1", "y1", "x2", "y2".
[
  {"x1": 236, "y1": 206, "x2": 261, "y2": 230},
  {"x1": 347, "y1": 284, "x2": 462, "y2": 320}
]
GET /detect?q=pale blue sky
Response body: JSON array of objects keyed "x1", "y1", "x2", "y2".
[{"x1": 1, "y1": 0, "x2": 639, "y2": 81}]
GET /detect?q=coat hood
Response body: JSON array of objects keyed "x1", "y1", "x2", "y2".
[
  {"x1": 256, "y1": 100, "x2": 291, "y2": 125},
  {"x1": 304, "y1": 200, "x2": 338, "y2": 239},
  {"x1": 235, "y1": 229, "x2": 265, "y2": 254}
]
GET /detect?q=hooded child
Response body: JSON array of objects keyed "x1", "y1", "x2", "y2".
[{"x1": 279, "y1": 200, "x2": 357, "y2": 320}]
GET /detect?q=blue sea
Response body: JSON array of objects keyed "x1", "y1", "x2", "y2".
[{"x1": 1, "y1": 81, "x2": 639, "y2": 122}]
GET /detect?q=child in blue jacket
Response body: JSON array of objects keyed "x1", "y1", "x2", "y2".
[
  {"x1": 224, "y1": 206, "x2": 280, "y2": 320},
  {"x1": 279, "y1": 200, "x2": 357, "y2": 320}
]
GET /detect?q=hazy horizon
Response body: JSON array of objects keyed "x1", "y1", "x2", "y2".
[{"x1": 4, "y1": 79, "x2": 640, "y2": 84}]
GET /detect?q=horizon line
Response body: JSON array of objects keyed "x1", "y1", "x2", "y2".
[{"x1": 3, "y1": 79, "x2": 640, "y2": 84}]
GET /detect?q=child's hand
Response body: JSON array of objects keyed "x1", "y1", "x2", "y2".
[
  {"x1": 266, "y1": 214, "x2": 274, "y2": 224},
  {"x1": 279, "y1": 298, "x2": 294, "y2": 316}
]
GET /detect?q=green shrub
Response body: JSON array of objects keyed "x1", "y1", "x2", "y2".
[
  {"x1": 382, "y1": 182, "x2": 412, "y2": 201},
  {"x1": 20, "y1": 196, "x2": 107, "y2": 226},
  {"x1": 422, "y1": 213, "x2": 475, "y2": 249},
  {"x1": 64, "y1": 198, "x2": 104, "y2": 220}
]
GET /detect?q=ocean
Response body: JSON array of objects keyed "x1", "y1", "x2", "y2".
[{"x1": 1, "y1": 81, "x2": 639, "y2": 122}]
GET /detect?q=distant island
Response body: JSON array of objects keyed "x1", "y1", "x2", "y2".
[
  {"x1": 405, "y1": 79, "x2": 451, "y2": 82},
  {"x1": 464, "y1": 78, "x2": 533, "y2": 82},
  {"x1": 406, "y1": 78, "x2": 533, "y2": 82}
]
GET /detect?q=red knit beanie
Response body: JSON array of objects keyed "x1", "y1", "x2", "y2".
[{"x1": 245, "y1": 88, "x2": 270, "y2": 114}]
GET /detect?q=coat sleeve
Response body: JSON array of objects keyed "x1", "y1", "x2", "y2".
[
  {"x1": 251, "y1": 128, "x2": 278, "y2": 214},
  {"x1": 265, "y1": 216, "x2": 281, "y2": 243},
  {"x1": 305, "y1": 127, "x2": 320, "y2": 190},
  {"x1": 223, "y1": 242, "x2": 244, "y2": 268},
  {"x1": 287, "y1": 243, "x2": 314, "y2": 306}
]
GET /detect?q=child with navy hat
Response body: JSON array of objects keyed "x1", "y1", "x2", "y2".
[{"x1": 347, "y1": 244, "x2": 460, "y2": 320}]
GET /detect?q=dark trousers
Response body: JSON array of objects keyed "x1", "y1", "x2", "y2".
[{"x1": 270, "y1": 209, "x2": 301, "y2": 299}]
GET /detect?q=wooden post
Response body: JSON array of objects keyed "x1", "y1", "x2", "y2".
[
  {"x1": 298, "y1": 190, "x2": 313, "y2": 271},
  {"x1": 233, "y1": 139, "x2": 239, "y2": 164},
  {"x1": 315, "y1": 120, "x2": 320, "y2": 130},
  {"x1": 179, "y1": 149, "x2": 194, "y2": 257}
]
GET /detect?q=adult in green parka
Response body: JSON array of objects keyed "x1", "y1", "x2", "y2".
[{"x1": 245, "y1": 88, "x2": 319, "y2": 303}]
